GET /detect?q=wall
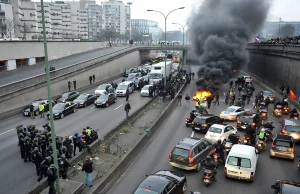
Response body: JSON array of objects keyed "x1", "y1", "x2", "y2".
[
  {"x1": 0, "y1": 50, "x2": 141, "y2": 115},
  {"x1": 0, "y1": 41, "x2": 106, "y2": 60}
]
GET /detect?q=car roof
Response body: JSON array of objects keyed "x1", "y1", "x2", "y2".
[
  {"x1": 197, "y1": 114, "x2": 215, "y2": 119},
  {"x1": 229, "y1": 144, "x2": 254, "y2": 157},
  {"x1": 139, "y1": 174, "x2": 169, "y2": 192},
  {"x1": 228, "y1": 106, "x2": 241, "y2": 110},
  {"x1": 211, "y1": 124, "x2": 228, "y2": 129},
  {"x1": 263, "y1": 90, "x2": 273, "y2": 94},
  {"x1": 284, "y1": 119, "x2": 300, "y2": 126},
  {"x1": 240, "y1": 114, "x2": 255, "y2": 118},
  {"x1": 281, "y1": 182, "x2": 300, "y2": 193},
  {"x1": 120, "y1": 81, "x2": 133, "y2": 84},
  {"x1": 274, "y1": 134, "x2": 293, "y2": 141},
  {"x1": 176, "y1": 137, "x2": 201, "y2": 150}
]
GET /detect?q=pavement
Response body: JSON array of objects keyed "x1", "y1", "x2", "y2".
[
  {"x1": 0, "y1": 46, "x2": 128, "y2": 86},
  {"x1": 104, "y1": 65, "x2": 300, "y2": 194},
  {"x1": 0, "y1": 76, "x2": 150, "y2": 194}
]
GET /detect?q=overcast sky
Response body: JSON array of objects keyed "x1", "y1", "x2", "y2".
[{"x1": 40, "y1": 0, "x2": 300, "y2": 31}]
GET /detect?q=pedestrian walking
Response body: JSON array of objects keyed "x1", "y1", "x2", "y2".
[
  {"x1": 82, "y1": 156, "x2": 93, "y2": 187},
  {"x1": 92, "y1": 75, "x2": 95, "y2": 83},
  {"x1": 177, "y1": 93, "x2": 182, "y2": 106},
  {"x1": 185, "y1": 94, "x2": 190, "y2": 108},
  {"x1": 89, "y1": 76, "x2": 92, "y2": 85},
  {"x1": 30, "y1": 103, "x2": 35, "y2": 119},
  {"x1": 215, "y1": 93, "x2": 219, "y2": 106},
  {"x1": 68, "y1": 81, "x2": 72, "y2": 91},
  {"x1": 125, "y1": 89, "x2": 129, "y2": 101},
  {"x1": 73, "y1": 79, "x2": 77, "y2": 90},
  {"x1": 38, "y1": 103, "x2": 45, "y2": 118},
  {"x1": 124, "y1": 101, "x2": 131, "y2": 118}
]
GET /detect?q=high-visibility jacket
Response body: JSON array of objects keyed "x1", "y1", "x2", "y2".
[
  {"x1": 86, "y1": 129, "x2": 91, "y2": 136},
  {"x1": 195, "y1": 101, "x2": 200, "y2": 107},
  {"x1": 259, "y1": 132, "x2": 265, "y2": 140},
  {"x1": 39, "y1": 104, "x2": 44, "y2": 111}
]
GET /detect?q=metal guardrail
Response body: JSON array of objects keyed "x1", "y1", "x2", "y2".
[
  {"x1": 0, "y1": 45, "x2": 190, "y2": 96},
  {"x1": 247, "y1": 44, "x2": 300, "y2": 54}
]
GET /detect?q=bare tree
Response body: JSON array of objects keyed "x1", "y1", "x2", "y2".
[
  {"x1": 0, "y1": 22, "x2": 7, "y2": 38},
  {"x1": 19, "y1": 23, "x2": 31, "y2": 41},
  {"x1": 5, "y1": 20, "x2": 14, "y2": 38}
]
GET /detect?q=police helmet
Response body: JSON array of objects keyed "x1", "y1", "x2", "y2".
[
  {"x1": 217, "y1": 139, "x2": 221, "y2": 144},
  {"x1": 61, "y1": 154, "x2": 66, "y2": 158},
  {"x1": 206, "y1": 156, "x2": 211, "y2": 161},
  {"x1": 74, "y1": 132, "x2": 79, "y2": 136},
  {"x1": 50, "y1": 164, "x2": 55, "y2": 168},
  {"x1": 261, "y1": 128, "x2": 266, "y2": 132},
  {"x1": 34, "y1": 147, "x2": 39, "y2": 152}
]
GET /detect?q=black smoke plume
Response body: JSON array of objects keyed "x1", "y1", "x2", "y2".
[{"x1": 188, "y1": 0, "x2": 271, "y2": 91}]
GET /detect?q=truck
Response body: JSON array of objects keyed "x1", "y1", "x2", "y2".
[{"x1": 148, "y1": 61, "x2": 173, "y2": 85}]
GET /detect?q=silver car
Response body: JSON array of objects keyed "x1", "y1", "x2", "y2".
[{"x1": 263, "y1": 91, "x2": 275, "y2": 103}]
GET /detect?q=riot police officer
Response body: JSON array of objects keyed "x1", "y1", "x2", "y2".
[
  {"x1": 58, "y1": 154, "x2": 70, "y2": 179},
  {"x1": 32, "y1": 147, "x2": 43, "y2": 176}
]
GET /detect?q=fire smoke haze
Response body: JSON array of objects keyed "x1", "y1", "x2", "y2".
[{"x1": 188, "y1": 0, "x2": 271, "y2": 91}]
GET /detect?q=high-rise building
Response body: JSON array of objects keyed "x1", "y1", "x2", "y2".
[
  {"x1": 101, "y1": 0, "x2": 130, "y2": 36},
  {"x1": 131, "y1": 19, "x2": 162, "y2": 42},
  {"x1": 0, "y1": 0, "x2": 14, "y2": 38},
  {"x1": 264, "y1": 21, "x2": 300, "y2": 37},
  {"x1": 86, "y1": 3, "x2": 103, "y2": 40}
]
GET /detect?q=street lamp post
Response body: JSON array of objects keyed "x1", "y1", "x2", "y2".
[
  {"x1": 147, "y1": 7, "x2": 185, "y2": 86},
  {"x1": 127, "y1": 2, "x2": 132, "y2": 41},
  {"x1": 279, "y1": 17, "x2": 282, "y2": 37},
  {"x1": 40, "y1": 0, "x2": 60, "y2": 193},
  {"x1": 172, "y1": 22, "x2": 193, "y2": 45}
]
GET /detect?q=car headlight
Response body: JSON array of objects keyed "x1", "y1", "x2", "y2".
[
  {"x1": 54, "y1": 113, "x2": 59, "y2": 116},
  {"x1": 80, "y1": 102, "x2": 84, "y2": 104},
  {"x1": 102, "y1": 101, "x2": 106, "y2": 104}
]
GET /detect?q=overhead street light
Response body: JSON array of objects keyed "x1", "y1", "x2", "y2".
[
  {"x1": 172, "y1": 22, "x2": 194, "y2": 45},
  {"x1": 127, "y1": 2, "x2": 132, "y2": 41},
  {"x1": 147, "y1": 7, "x2": 185, "y2": 86}
]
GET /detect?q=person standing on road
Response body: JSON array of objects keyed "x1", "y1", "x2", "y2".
[
  {"x1": 92, "y1": 75, "x2": 95, "y2": 83},
  {"x1": 125, "y1": 89, "x2": 130, "y2": 101},
  {"x1": 185, "y1": 94, "x2": 190, "y2": 108},
  {"x1": 47, "y1": 164, "x2": 58, "y2": 194},
  {"x1": 32, "y1": 147, "x2": 43, "y2": 176},
  {"x1": 82, "y1": 156, "x2": 93, "y2": 187},
  {"x1": 124, "y1": 101, "x2": 131, "y2": 118},
  {"x1": 72, "y1": 133, "x2": 82, "y2": 156},
  {"x1": 68, "y1": 81, "x2": 72, "y2": 91},
  {"x1": 39, "y1": 103, "x2": 45, "y2": 118},
  {"x1": 177, "y1": 93, "x2": 182, "y2": 106},
  {"x1": 73, "y1": 79, "x2": 77, "y2": 90},
  {"x1": 30, "y1": 103, "x2": 35, "y2": 119},
  {"x1": 89, "y1": 76, "x2": 92, "y2": 85}
]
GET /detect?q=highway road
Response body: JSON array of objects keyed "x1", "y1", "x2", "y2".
[
  {"x1": 0, "y1": 46, "x2": 128, "y2": 86},
  {"x1": 0, "y1": 76, "x2": 151, "y2": 194},
  {"x1": 105, "y1": 66, "x2": 300, "y2": 194}
]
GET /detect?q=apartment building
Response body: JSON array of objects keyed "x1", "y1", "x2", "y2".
[
  {"x1": 86, "y1": 3, "x2": 103, "y2": 40},
  {"x1": 0, "y1": 0, "x2": 14, "y2": 38},
  {"x1": 131, "y1": 19, "x2": 163, "y2": 42}
]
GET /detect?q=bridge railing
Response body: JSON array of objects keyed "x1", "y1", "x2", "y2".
[{"x1": 247, "y1": 44, "x2": 300, "y2": 54}]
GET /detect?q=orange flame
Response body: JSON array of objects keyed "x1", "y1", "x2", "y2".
[
  {"x1": 193, "y1": 90, "x2": 212, "y2": 101},
  {"x1": 289, "y1": 90, "x2": 297, "y2": 100}
]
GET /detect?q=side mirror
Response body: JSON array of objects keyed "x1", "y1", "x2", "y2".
[
  {"x1": 145, "y1": 174, "x2": 149, "y2": 177},
  {"x1": 255, "y1": 149, "x2": 260, "y2": 154}
]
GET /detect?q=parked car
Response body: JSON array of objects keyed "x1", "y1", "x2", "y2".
[
  {"x1": 23, "y1": 99, "x2": 54, "y2": 117},
  {"x1": 169, "y1": 137, "x2": 216, "y2": 171},
  {"x1": 191, "y1": 114, "x2": 225, "y2": 133},
  {"x1": 133, "y1": 170, "x2": 187, "y2": 194},
  {"x1": 94, "y1": 93, "x2": 117, "y2": 107},
  {"x1": 73, "y1": 94, "x2": 97, "y2": 108},
  {"x1": 271, "y1": 180, "x2": 300, "y2": 194},
  {"x1": 47, "y1": 102, "x2": 77, "y2": 119},
  {"x1": 280, "y1": 119, "x2": 300, "y2": 142},
  {"x1": 220, "y1": 106, "x2": 246, "y2": 121},
  {"x1": 270, "y1": 134, "x2": 295, "y2": 161},
  {"x1": 94, "y1": 84, "x2": 114, "y2": 96},
  {"x1": 56, "y1": 91, "x2": 80, "y2": 103},
  {"x1": 204, "y1": 124, "x2": 237, "y2": 142}
]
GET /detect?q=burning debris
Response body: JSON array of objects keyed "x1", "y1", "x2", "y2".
[{"x1": 193, "y1": 90, "x2": 213, "y2": 101}]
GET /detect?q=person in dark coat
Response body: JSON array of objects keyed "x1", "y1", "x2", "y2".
[
  {"x1": 89, "y1": 76, "x2": 92, "y2": 85},
  {"x1": 82, "y1": 156, "x2": 93, "y2": 187},
  {"x1": 68, "y1": 81, "x2": 72, "y2": 91},
  {"x1": 47, "y1": 164, "x2": 58, "y2": 194},
  {"x1": 92, "y1": 75, "x2": 95, "y2": 83},
  {"x1": 30, "y1": 103, "x2": 35, "y2": 119},
  {"x1": 73, "y1": 79, "x2": 77, "y2": 90},
  {"x1": 124, "y1": 102, "x2": 131, "y2": 118},
  {"x1": 125, "y1": 89, "x2": 130, "y2": 101}
]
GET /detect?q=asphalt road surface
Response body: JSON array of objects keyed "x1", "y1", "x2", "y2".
[
  {"x1": 106, "y1": 66, "x2": 300, "y2": 194},
  {"x1": 0, "y1": 46, "x2": 128, "y2": 86},
  {"x1": 0, "y1": 76, "x2": 151, "y2": 194}
]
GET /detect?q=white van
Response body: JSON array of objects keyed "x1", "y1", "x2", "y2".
[
  {"x1": 115, "y1": 81, "x2": 134, "y2": 96},
  {"x1": 224, "y1": 144, "x2": 259, "y2": 182}
]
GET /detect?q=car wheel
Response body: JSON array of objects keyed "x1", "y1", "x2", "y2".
[
  {"x1": 84, "y1": 103, "x2": 87, "y2": 108},
  {"x1": 35, "y1": 111, "x2": 39, "y2": 116},
  {"x1": 73, "y1": 108, "x2": 76, "y2": 113},
  {"x1": 196, "y1": 162, "x2": 201, "y2": 172},
  {"x1": 106, "y1": 103, "x2": 109, "y2": 107},
  {"x1": 182, "y1": 181, "x2": 187, "y2": 193},
  {"x1": 114, "y1": 98, "x2": 117, "y2": 103},
  {"x1": 60, "y1": 114, "x2": 64, "y2": 119}
]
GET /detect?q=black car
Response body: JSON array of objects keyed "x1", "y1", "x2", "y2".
[
  {"x1": 73, "y1": 94, "x2": 97, "y2": 108},
  {"x1": 271, "y1": 180, "x2": 300, "y2": 194},
  {"x1": 133, "y1": 170, "x2": 187, "y2": 194},
  {"x1": 56, "y1": 91, "x2": 80, "y2": 103},
  {"x1": 169, "y1": 137, "x2": 216, "y2": 171},
  {"x1": 23, "y1": 99, "x2": 53, "y2": 117},
  {"x1": 94, "y1": 93, "x2": 117, "y2": 107},
  {"x1": 237, "y1": 113, "x2": 261, "y2": 130},
  {"x1": 191, "y1": 114, "x2": 225, "y2": 133},
  {"x1": 47, "y1": 102, "x2": 76, "y2": 119}
]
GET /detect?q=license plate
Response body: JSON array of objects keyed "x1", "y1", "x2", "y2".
[
  {"x1": 177, "y1": 157, "x2": 184, "y2": 161},
  {"x1": 277, "y1": 147, "x2": 287, "y2": 151},
  {"x1": 24, "y1": 112, "x2": 28, "y2": 115},
  {"x1": 204, "y1": 179, "x2": 209, "y2": 183},
  {"x1": 194, "y1": 127, "x2": 200, "y2": 130},
  {"x1": 241, "y1": 126, "x2": 246, "y2": 129}
]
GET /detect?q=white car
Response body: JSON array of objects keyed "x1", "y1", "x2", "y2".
[
  {"x1": 140, "y1": 85, "x2": 152, "y2": 97},
  {"x1": 94, "y1": 84, "x2": 113, "y2": 96},
  {"x1": 204, "y1": 124, "x2": 237, "y2": 142},
  {"x1": 243, "y1": 76, "x2": 253, "y2": 83},
  {"x1": 220, "y1": 106, "x2": 245, "y2": 121}
]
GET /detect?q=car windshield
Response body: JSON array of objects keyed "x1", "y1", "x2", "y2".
[
  {"x1": 172, "y1": 148, "x2": 189, "y2": 158},
  {"x1": 97, "y1": 85, "x2": 106, "y2": 90},
  {"x1": 285, "y1": 125, "x2": 300, "y2": 132},
  {"x1": 53, "y1": 104, "x2": 64, "y2": 110},
  {"x1": 239, "y1": 117, "x2": 253, "y2": 123},
  {"x1": 117, "y1": 85, "x2": 127, "y2": 90},
  {"x1": 142, "y1": 85, "x2": 150, "y2": 90},
  {"x1": 61, "y1": 93, "x2": 69, "y2": 98},
  {"x1": 128, "y1": 74, "x2": 136, "y2": 79},
  {"x1": 77, "y1": 95, "x2": 87, "y2": 100},
  {"x1": 194, "y1": 117, "x2": 206, "y2": 124},
  {"x1": 125, "y1": 69, "x2": 131, "y2": 73},
  {"x1": 99, "y1": 95, "x2": 108, "y2": 100},
  {"x1": 134, "y1": 188, "x2": 158, "y2": 194},
  {"x1": 225, "y1": 107, "x2": 236, "y2": 113},
  {"x1": 227, "y1": 156, "x2": 251, "y2": 168},
  {"x1": 208, "y1": 127, "x2": 222, "y2": 134},
  {"x1": 274, "y1": 140, "x2": 292, "y2": 148},
  {"x1": 264, "y1": 91, "x2": 272, "y2": 96},
  {"x1": 149, "y1": 73, "x2": 162, "y2": 79}
]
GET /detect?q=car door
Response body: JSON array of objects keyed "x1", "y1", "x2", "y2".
[
  {"x1": 214, "y1": 116, "x2": 221, "y2": 124},
  {"x1": 108, "y1": 94, "x2": 113, "y2": 104},
  {"x1": 68, "y1": 92, "x2": 75, "y2": 101},
  {"x1": 63, "y1": 103, "x2": 69, "y2": 115},
  {"x1": 224, "y1": 126, "x2": 235, "y2": 139},
  {"x1": 236, "y1": 108, "x2": 245, "y2": 116},
  {"x1": 198, "y1": 141, "x2": 212, "y2": 159},
  {"x1": 164, "y1": 181, "x2": 177, "y2": 194},
  {"x1": 206, "y1": 117, "x2": 215, "y2": 128},
  {"x1": 87, "y1": 95, "x2": 94, "y2": 105}
]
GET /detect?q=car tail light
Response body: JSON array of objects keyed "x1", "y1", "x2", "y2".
[
  {"x1": 188, "y1": 149, "x2": 194, "y2": 163},
  {"x1": 202, "y1": 124, "x2": 207, "y2": 127},
  {"x1": 224, "y1": 167, "x2": 227, "y2": 173},
  {"x1": 237, "y1": 121, "x2": 241, "y2": 124},
  {"x1": 169, "y1": 148, "x2": 174, "y2": 158},
  {"x1": 251, "y1": 123, "x2": 256, "y2": 126},
  {"x1": 272, "y1": 144, "x2": 275, "y2": 149},
  {"x1": 250, "y1": 172, "x2": 254, "y2": 177},
  {"x1": 281, "y1": 129, "x2": 287, "y2": 134},
  {"x1": 192, "y1": 122, "x2": 195, "y2": 125},
  {"x1": 290, "y1": 148, "x2": 294, "y2": 152}
]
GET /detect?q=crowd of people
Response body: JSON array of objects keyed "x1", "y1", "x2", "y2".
[
  {"x1": 252, "y1": 36, "x2": 300, "y2": 45},
  {"x1": 16, "y1": 124, "x2": 98, "y2": 185}
]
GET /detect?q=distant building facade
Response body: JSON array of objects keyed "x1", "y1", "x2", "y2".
[
  {"x1": 131, "y1": 19, "x2": 162, "y2": 42},
  {"x1": 264, "y1": 21, "x2": 300, "y2": 38}
]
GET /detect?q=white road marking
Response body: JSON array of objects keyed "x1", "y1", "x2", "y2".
[
  {"x1": 90, "y1": 106, "x2": 95, "y2": 109},
  {"x1": 0, "y1": 128, "x2": 14, "y2": 136},
  {"x1": 191, "y1": 131, "x2": 195, "y2": 137},
  {"x1": 114, "y1": 104, "x2": 123, "y2": 110}
]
